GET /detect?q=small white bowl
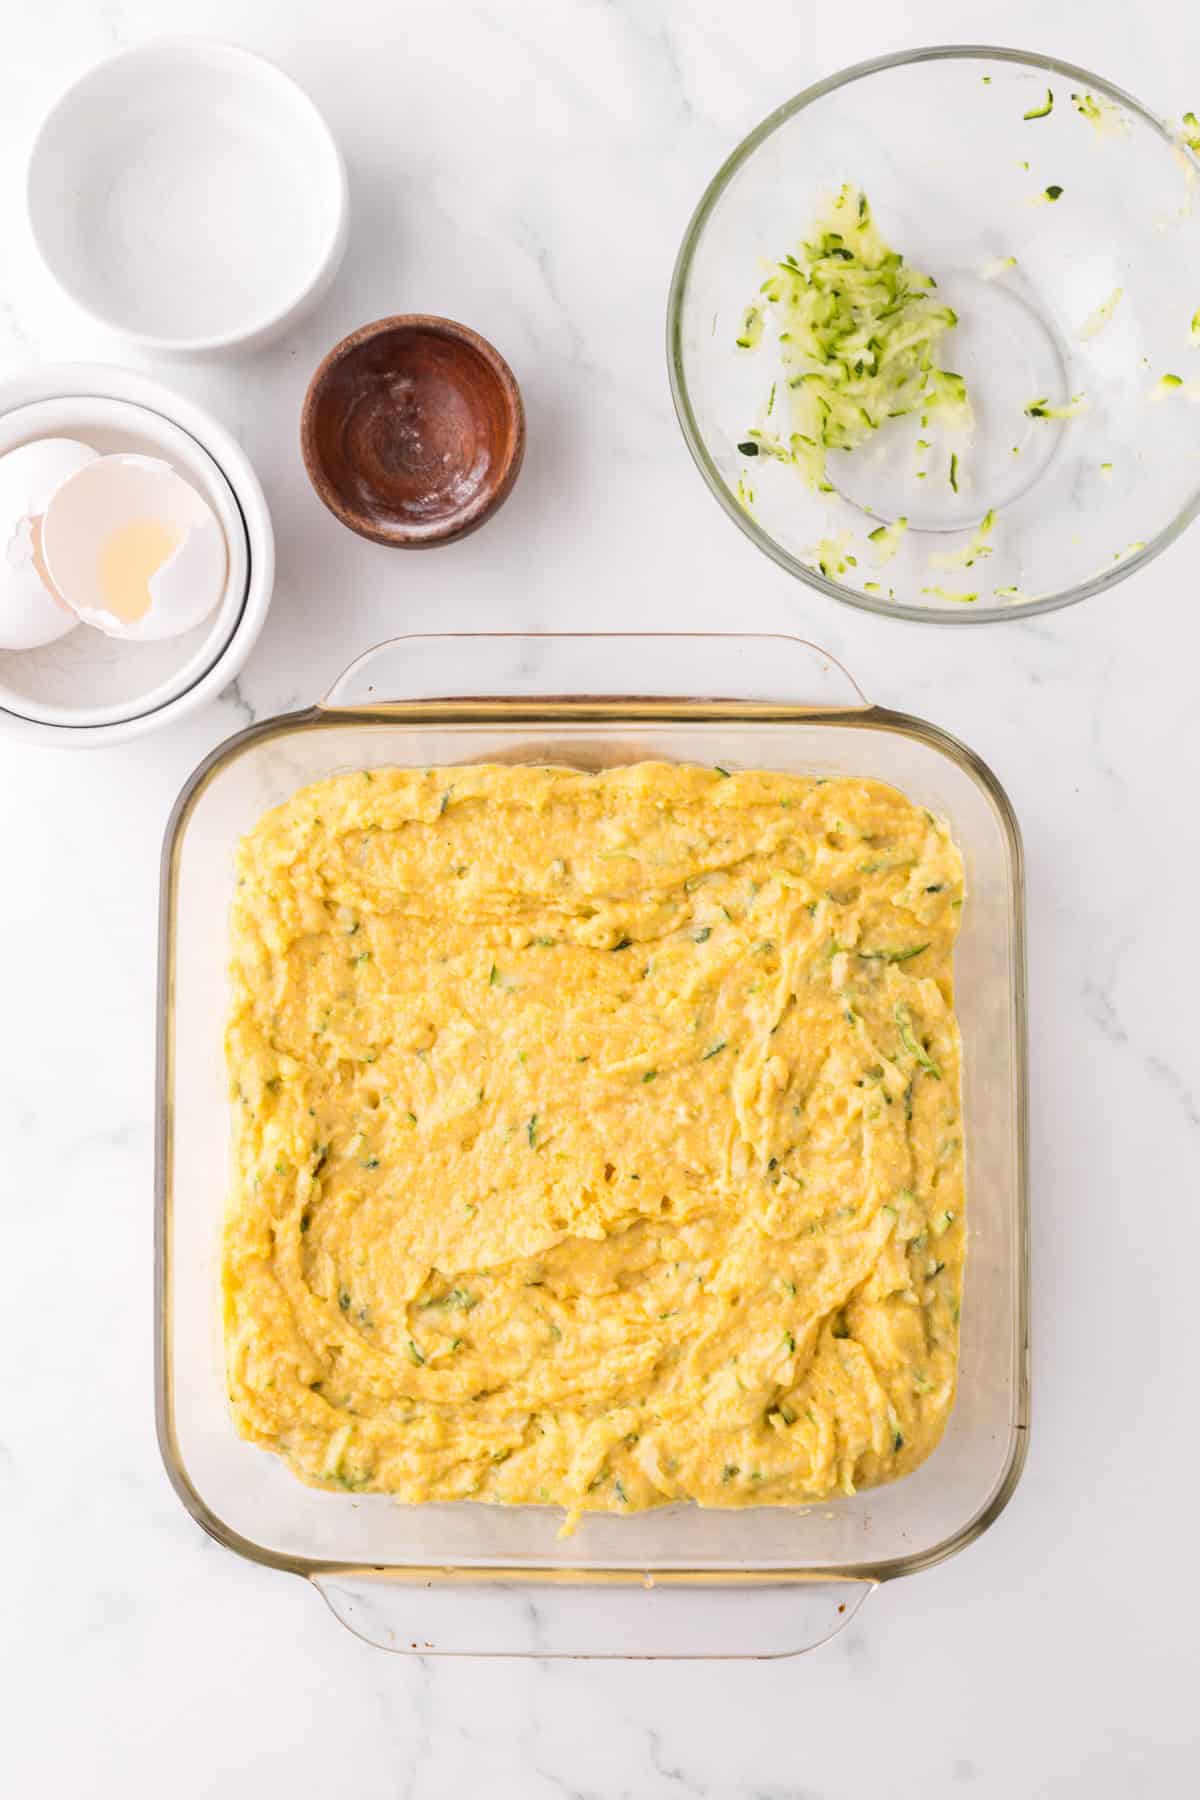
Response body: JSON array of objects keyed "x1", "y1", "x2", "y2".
[
  {"x1": 27, "y1": 39, "x2": 349, "y2": 353},
  {"x1": 0, "y1": 364, "x2": 274, "y2": 748},
  {"x1": 0, "y1": 398, "x2": 249, "y2": 727}
]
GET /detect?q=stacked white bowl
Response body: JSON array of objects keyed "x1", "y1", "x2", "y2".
[{"x1": 0, "y1": 365, "x2": 274, "y2": 748}]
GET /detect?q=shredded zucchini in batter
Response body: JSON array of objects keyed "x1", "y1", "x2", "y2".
[{"x1": 224, "y1": 764, "x2": 966, "y2": 1527}]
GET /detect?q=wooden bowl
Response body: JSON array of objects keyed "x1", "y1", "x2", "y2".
[{"x1": 300, "y1": 315, "x2": 525, "y2": 547}]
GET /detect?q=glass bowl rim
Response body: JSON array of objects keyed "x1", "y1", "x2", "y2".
[{"x1": 665, "y1": 42, "x2": 1200, "y2": 625}]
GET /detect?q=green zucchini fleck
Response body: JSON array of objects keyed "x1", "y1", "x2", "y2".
[
  {"x1": 859, "y1": 943, "x2": 929, "y2": 964},
  {"x1": 1026, "y1": 393, "x2": 1087, "y2": 420},
  {"x1": 420, "y1": 1286, "x2": 478, "y2": 1312},
  {"x1": 895, "y1": 1004, "x2": 942, "y2": 1079},
  {"x1": 1023, "y1": 88, "x2": 1054, "y2": 120},
  {"x1": 736, "y1": 305, "x2": 764, "y2": 349},
  {"x1": 920, "y1": 586, "x2": 978, "y2": 604},
  {"x1": 866, "y1": 516, "x2": 907, "y2": 561}
]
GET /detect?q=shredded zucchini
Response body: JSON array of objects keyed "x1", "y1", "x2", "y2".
[
  {"x1": 920, "y1": 586, "x2": 978, "y2": 606},
  {"x1": 808, "y1": 533, "x2": 856, "y2": 579},
  {"x1": 736, "y1": 305, "x2": 763, "y2": 350},
  {"x1": 1072, "y1": 92, "x2": 1125, "y2": 138},
  {"x1": 923, "y1": 369, "x2": 971, "y2": 430},
  {"x1": 740, "y1": 184, "x2": 967, "y2": 489},
  {"x1": 866, "y1": 516, "x2": 908, "y2": 562},
  {"x1": 931, "y1": 510, "x2": 995, "y2": 571},
  {"x1": 1023, "y1": 89, "x2": 1054, "y2": 121},
  {"x1": 1077, "y1": 288, "x2": 1123, "y2": 341},
  {"x1": 1026, "y1": 394, "x2": 1088, "y2": 420}
]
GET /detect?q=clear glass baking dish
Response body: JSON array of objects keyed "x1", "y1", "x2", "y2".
[{"x1": 156, "y1": 634, "x2": 1029, "y2": 1657}]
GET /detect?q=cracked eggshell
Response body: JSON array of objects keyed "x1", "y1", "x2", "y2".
[
  {"x1": 0, "y1": 436, "x2": 99, "y2": 649},
  {"x1": 41, "y1": 453, "x2": 227, "y2": 642}
]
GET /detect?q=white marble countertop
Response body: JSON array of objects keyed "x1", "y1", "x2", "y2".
[{"x1": 3, "y1": 0, "x2": 1198, "y2": 1793}]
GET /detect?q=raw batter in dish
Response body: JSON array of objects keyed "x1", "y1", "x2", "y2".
[{"x1": 223, "y1": 762, "x2": 965, "y2": 1524}]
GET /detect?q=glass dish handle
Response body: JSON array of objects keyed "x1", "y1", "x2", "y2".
[
  {"x1": 319, "y1": 633, "x2": 870, "y2": 712},
  {"x1": 311, "y1": 1570, "x2": 875, "y2": 1658}
]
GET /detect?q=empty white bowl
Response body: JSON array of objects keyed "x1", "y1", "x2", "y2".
[
  {"x1": 0, "y1": 364, "x2": 274, "y2": 747},
  {"x1": 27, "y1": 39, "x2": 349, "y2": 353}
]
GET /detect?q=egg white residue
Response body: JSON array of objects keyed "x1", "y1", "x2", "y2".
[
  {"x1": 41, "y1": 454, "x2": 227, "y2": 642},
  {"x1": 0, "y1": 437, "x2": 99, "y2": 650}
]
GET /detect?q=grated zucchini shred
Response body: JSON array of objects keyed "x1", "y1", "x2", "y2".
[
  {"x1": 740, "y1": 184, "x2": 968, "y2": 490},
  {"x1": 1077, "y1": 288, "x2": 1123, "y2": 341}
]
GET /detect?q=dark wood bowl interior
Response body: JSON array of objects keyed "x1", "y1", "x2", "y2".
[{"x1": 301, "y1": 316, "x2": 525, "y2": 547}]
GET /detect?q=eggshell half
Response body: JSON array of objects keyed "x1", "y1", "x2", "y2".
[
  {"x1": 41, "y1": 453, "x2": 228, "y2": 641},
  {"x1": 0, "y1": 437, "x2": 98, "y2": 650}
]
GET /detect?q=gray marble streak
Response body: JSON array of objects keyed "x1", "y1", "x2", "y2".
[
  {"x1": 392, "y1": 1657, "x2": 436, "y2": 1800},
  {"x1": 601, "y1": 0, "x2": 698, "y2": 129},
  {"x1": 0, "y1": 293, "x2": 38, "y2": 362},
  {"x1": 644, "y1": 1725, "x2": 703, "y2": 1794},
  {"x1": 1144, "y1": 1052, "x2": 1200, "y2": 1129},
  {"x1": 95, "y1": 0, "x2": 131, "y2": 51},
  {"x1": 219, "y1": 674, "x2": 257, "y2": 726},
  {"x1": 1082, "y1": 979, "x2": 1200, "y2": 1129}
]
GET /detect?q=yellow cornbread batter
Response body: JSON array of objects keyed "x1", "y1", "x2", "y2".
[{"x1": 224, "y1": 762, "x2": 965, "y2": 1522}]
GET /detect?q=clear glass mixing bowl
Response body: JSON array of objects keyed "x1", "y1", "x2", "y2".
[{"x1": 667, "y1": 47, "x2": 1200, "y2": 622}]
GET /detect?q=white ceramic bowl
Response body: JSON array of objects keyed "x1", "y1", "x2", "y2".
[
  {"x1": 0, "y1": 364, "x2": 274, "y2": 748},
  {"x1": 27, "y1": 39, "x2": 348, "y2": 353},
  {"x1": 0, "y1": 398, "x2": 249, "y2": 726}
]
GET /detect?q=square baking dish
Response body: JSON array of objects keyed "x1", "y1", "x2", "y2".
[{"x1": 156, "y1": 634, "x2": 1028, "y2": 1657}]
